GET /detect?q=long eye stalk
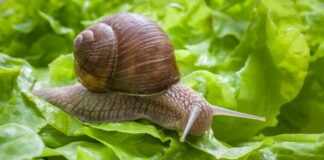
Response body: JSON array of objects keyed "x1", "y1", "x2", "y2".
[
  {"x1": 180, "y1": 105, "x2": 265, "y2": 142},
  {"x1": 211, "y1": 105, "x2": 266, "y2": 121}
]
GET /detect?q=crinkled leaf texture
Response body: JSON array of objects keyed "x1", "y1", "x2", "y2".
[
  {"x1": 248, "y1": 134, "x2": 324, "y2": 160},
  {"x1": 262, "y1": 0, "x2": 324, "y2": 135},
  {"x1": 180, "y1": 1, "x2": 309, "y2": 142},
  {"x1": 1, "y1": 0, "x2": 324, "y2": 159},
  {"x1": 0, "y1": 123, "x2": 44, "y2": 160}
]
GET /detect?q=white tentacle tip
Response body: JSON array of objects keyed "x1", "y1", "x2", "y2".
[
  {"x1": 243, "y1": 115, "x2": 266, "y2": 122},
  {"x1": 179, "y1": 137, "x2": 185, "y2": 142},
  {"x1": 249, "y1": 115, "x2": 266, "y2": 122},
  {"x1": 259, "y1": 117, "x2": 266, "y2": 122}
]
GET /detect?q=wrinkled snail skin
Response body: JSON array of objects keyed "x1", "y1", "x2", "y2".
[
  {"x1": 32, "y1": 83, "x2": 213, "y2": 136},
  {"x1": 33, "y1": 13, "x2": 266, "y2": 142},
  {"x1": 32, "y1": 83, "x2": 265, "y2": 141}
]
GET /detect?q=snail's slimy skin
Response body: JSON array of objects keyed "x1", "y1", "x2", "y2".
[
  {"x1": 32, "y1": 83, "x2": 214, "y2": 136},
  {"x1": 33, "y1": 82, "x2": 266, "y2": 141}
]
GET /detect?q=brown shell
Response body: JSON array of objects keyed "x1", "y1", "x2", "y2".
[{"x1": 73, "y1": 13, "x2": 180, "y2": 94}]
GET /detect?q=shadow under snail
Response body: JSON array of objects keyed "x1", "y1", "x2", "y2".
[{"x1": 33, "y1": 13, "x2": 265, "y2": 142}]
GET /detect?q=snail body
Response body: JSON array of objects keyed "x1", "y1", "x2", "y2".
[{"x1": 33, "y1": 13, "x2": 265, "y2": 141}]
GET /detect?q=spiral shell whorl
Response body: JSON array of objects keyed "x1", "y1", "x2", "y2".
[
  {"x1": 73, "y1": 13, "x2": 180, "y2": 94},
  {"x1": 74, "y1": 23, "x2": 117, "y2": 92}
]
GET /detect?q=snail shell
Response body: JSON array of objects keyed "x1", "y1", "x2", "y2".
[
  {"x1": 74, "y1": 13, "x2": 180, "y2": 94},
  {"x1": 33, "y1": 13, "x2": 266, "y2": 142}
]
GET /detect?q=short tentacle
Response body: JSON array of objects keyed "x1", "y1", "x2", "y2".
[
  {"x1": 180, "y1": 107, "x2": 200, "y2": 142},
  {"x1": 206, "y1": 128, "x2": 211, "y2": 139}
]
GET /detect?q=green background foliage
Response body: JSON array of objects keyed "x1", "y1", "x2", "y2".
[{"x1": 1, "y1": 0, "x2": 324, "y2": 159}]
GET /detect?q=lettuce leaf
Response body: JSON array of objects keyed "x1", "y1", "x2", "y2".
[
  {"x1": 50, "y1": 141, "x2": 119, "y2": 160},
  {"x1": 0, "y1": 123, "x2": 44, "y2": 160},
  {"x1": 180, "y1": 1, "x2": 309, "y2": 142},
  {"x1": 262, "y1": 0, "x2": 324, "y2": 135},
  {"x1": 1, "y1": 0, "x2": 324, "y2": 159},
  {"x1": 0, "y1": 53, "x2": 34, "y2": 106},
  {"x1": 248, "y1": 134, "x2": 324, "y2": 160}
]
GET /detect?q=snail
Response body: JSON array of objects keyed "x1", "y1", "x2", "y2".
[{"x1": 32, "y1": 13, "x2": 265, "y2": 142}]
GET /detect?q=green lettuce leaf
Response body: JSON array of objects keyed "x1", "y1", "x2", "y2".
[
  {"x1": 52, "y1": 141, "x2": 118, "y2": 160},
  {"x1": 48, "y1": 54, "x2": 77, "y2": 87},
  {"x1": 261, "y1": 0, "x2": 324, "y2": 135},
  {"x1": 248, "y1": 134, "x2": 324, "y2": 159},
  {"x1": 164, "y1": 139, "x2": 216, "y2": 160},
  {"x1": 0, "y1": 0, "x2": 81, "y2": 66},
  {"x1": 0, "y1": 123, "x2": 44, "y2": 160},
  {"x1": 39, "y1": 125, "x2": 92, "y2": 148},
  {"x1": 0, "y1": 94, "x2": 47, "y2": 132},
  {"x1": 268, "y1": 41, "x2": 324, "y2": 134},
  {"x1": 0, "y1": 53, "x2": 34, "y2": 106},
  {"x1": 1, "y1": 0, "x2": 324, "y2": 159},
  {"x1": 181, "y1": 1, "x2": 310, "y2": 142}
]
